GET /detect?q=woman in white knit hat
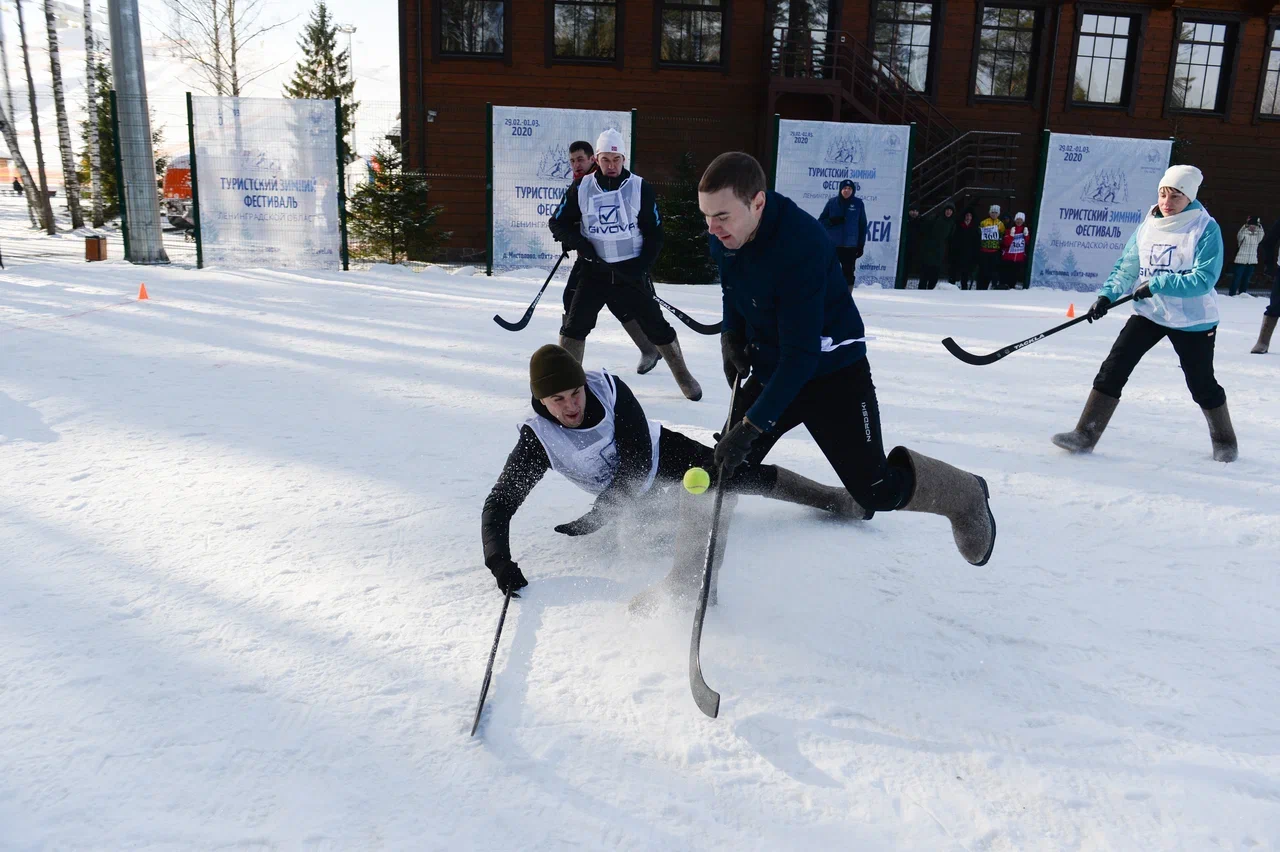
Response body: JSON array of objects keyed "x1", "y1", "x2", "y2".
[{"x1": 1052, "y1": 164, "x2": 1238, "y2": 462}]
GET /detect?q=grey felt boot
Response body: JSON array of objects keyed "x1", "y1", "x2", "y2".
[
  {"x1": 1052, "y1": 389, "x2": 1120, "y2": 454},
  {"x1": 558, "y1": 334, "x2": 585, "y2": 364},
  {"x1": 1252, "y1": 315, "x2": 1276, "y2": 354},
  {"x1": 622, "y1": 320, "x2": 662, "y2": 374},
  {"x1": 889, "y1": 447, "x2": 996, "y2": 566},
  {"x1": 655, "y1": 336, "x2": 702, "y2": 401},
  {"x1": 1202, "y1": 402, "x2": 1239, "y2": 463},
  {"x1": 769, "y1": 467, "x2": 866, "y2": 519}
]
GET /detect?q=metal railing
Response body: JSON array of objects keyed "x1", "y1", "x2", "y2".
[
  {"x1": 768, "y1": 29, "x2": 1019, "y2": 212},
  {"x1": 912, "y1": 130, "x2": 1021, "y2": 215}
]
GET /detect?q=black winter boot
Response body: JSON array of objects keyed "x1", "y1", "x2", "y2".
[{"x1": 1201, "y1": 402, "x2": 1238, "y2": 463}]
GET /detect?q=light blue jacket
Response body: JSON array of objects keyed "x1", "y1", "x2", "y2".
[{"x1": 1098, "y1": 201, "x2": 1224, "y2": 332}]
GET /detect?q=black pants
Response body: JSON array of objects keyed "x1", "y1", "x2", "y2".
[
  {"x1": 562, "y1": 258, "x2": 632, "y2": 322},
  {"x1": 999, "y1": 258, "x2": 1025, "y2": 290},
  {"x1": 976, "y1": 253, "x2": 1000, "y2": 290},
  {"x1": 1093, "y1": 315, "x2": 1226, "y2": 410},
  {"x1": 561, "y1": 265, "x2": 676, "y2": 345},
  {"x1": 656, "y1": 427, "x2": 777, "y2": 493},
  {"x1": 919, "y1": 263, "x2": 941, "y2": 290},
  {"x1": 732, "y1": 358, "x2": 911, "y2": 517},
  {"x1": 1265, "y1": 273, "x2": 1280, "y2": 318},
  {"x1": 950, "y1": 259, "x2": 975, "y2": 289},
  {"x1": 835, "y1": 247, "x2": 858, "y2": 290}
]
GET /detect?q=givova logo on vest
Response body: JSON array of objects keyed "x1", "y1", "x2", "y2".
[{"x1": 588, "y1": 204, "x2": 636, "y2": 237}]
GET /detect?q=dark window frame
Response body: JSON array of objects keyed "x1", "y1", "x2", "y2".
[
  {"x1": 546, "y1": 0, "x2": 625, "y2": 68},
  {"x1": 432, "y1": 0, "x2": 513, "y2": 65},
  {"x1": 1163, "y1": 8, "x2": 1244, "y2": 119},
  {"x1": 1253, "y1": 16, "x2": 1280, "y2": 123},
  {"x1": 1066, "y1": 4, "x2": 1148, "y2": 115},
  {"x1": 653, "y1": 0, "x2": 732, "y2": 73},
  {"x1": 968, "y1": 0, "x2": 1047, "y2": 106},
  {"x1": 868, "y1": 0, "x2": 946, "y2": 98}
]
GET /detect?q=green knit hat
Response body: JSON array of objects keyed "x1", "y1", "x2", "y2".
[{"x1": 529, "y1": 344, "x2": 586, "y2": 399}]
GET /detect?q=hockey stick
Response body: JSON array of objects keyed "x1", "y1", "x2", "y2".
[
  {"x1": 653, "y1": 294, "x2": 723, "y2": 336},
  {"x1": 689, "y1": 378, "x2": 740, "y2": 719},
  {"x1": 492, "y1": 253, "x2": 567, "y2": 332},
  {"x1": 941, "y1": 293, "x2": 1135, "y2": 365},
  {"x1": 470, "y1": 586, "x2": 516, "y2": 736}
]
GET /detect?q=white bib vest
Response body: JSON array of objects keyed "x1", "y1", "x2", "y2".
[
  {"x1": 1133, "y1": 205, "x2": 1217, "y2": 329},
  {"x1": 578, "y1": 173, "x2": 645, "y2": 263},
  {"x1": 524, "y1": 369, "x2": 661, "y2": 496}
]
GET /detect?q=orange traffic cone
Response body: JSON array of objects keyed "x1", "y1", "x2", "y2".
[
  {"x1": 138, "y1": 283, "x2": 149, "y2": 300},
  {"x1": 1066, "y1": 303, "x2": 1075, "y2": 318}
]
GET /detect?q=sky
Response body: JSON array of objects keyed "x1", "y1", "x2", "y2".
[{"x1": 0, "y1": 0, "x2": 400, "y2": 183}]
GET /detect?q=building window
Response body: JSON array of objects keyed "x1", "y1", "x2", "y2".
[
  {"x1": 1073, "y1": 13, "x2": 1138, "y2": 105},
  {"x1": 1260, "y1": 25, "x2": 1280, "y2": 116},
  {"x1": 872, "y1": 0, "x2": 936, "y2": 92},
  {"x1": 553, "y1": 1, "x2": 618, "y2": 60},
  {"x1": 659, "y1": 0, "x2": 724, "y2": 65},
  {"x1": 1170, "y1": 20, "x2": 1234, "y2": 112},
  {"x1": 439, "y1": 0, "x2": 505, "y2": 56},
  {"x1": 974, "y1": 6, "x2": 1039, "y2": 99}
]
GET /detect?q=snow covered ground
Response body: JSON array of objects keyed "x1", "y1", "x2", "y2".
[{"x1": 2, "y1": 224, "x2": 1278, "y2": 849}]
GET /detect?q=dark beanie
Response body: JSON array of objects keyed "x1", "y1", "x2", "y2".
[
  {"x1": 529, "y1": 344, "x2": 586, "y2": 399},
  {"x1": 839, "y1": 179, "x2": 855, "y2": 192}
]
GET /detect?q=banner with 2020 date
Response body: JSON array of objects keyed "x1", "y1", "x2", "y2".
[
  {"x1": 490, "y1": 106, "x2": 632, "y2": 273},
  {"x1": 774, "y1": 119, "x2": 911, "y2": 288},
  {"x1": 190, "y1": 96, "x2": 343, "y2": 269},
  {"x1": 1030, "y1": 132, "x2": 1172, "y2": 291}
]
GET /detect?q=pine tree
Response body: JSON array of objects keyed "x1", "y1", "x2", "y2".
[
  {"x1": 348, "y1": 143, "x2": 449, "y2": 263},
  {"x1": 79, "y1": 55, "x2": 167, "y2": 221},
  {"x1": 652, "y1": 152, "x2": 717, "y2": 285},
  {"x1": 283, "y1": 0, "x2": 358, "y2": 162}
]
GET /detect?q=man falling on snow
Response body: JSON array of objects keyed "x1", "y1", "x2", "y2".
[{"x1": 481, "y1": 345, "x2": 862, "y2": 599}]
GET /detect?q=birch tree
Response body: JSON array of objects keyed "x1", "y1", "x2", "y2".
[
  {"x1": 44, "y1": 0, "x2": 84, "y2": 229},
  {"x1": 16, "y1": 0, "x2": 54, "y2": 233},
  {"x1": 82, "y1": 0, "x2": 103, "y2": 226}
]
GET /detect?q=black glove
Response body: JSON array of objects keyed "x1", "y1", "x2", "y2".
[
  {"x1": 721, "y1": 331, "x2": 751, "y2": 387},
  {"x1": 1086, "y1": 295, "x2": 1111, "y2": 322},
  {"x1": 1133, "y1": 283, "x2": 1154, "y2": 301},
  {"x1": 554, "y1": 504, "x2": 612, "y2": 536},
  {"x1": 714, "y1": 419, "x2": 762, "y2": 477},
  {"x1": 489, "y1": 558, "x2": 528, "y2": 596}
]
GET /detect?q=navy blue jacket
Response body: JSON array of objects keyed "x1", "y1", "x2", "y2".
[
  {"x1": 817, "y1": 194, "x2": 868, "y2": 250},
  {"x1": 711, "y1": 191, "x2": 867, "y2": 431}
]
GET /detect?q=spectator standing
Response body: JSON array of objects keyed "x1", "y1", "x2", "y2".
[
  {"x1": 816, "y1": 178, "x2": 868, "y2": 293},
  {"x1": 949, "y1": 209, "x2": 981, "y2": 289},
  {"x1": 1229, "y1": 216, "x2": 1264, "y2": 297},
  {"x1": 977, "y1": 205, "x2": 1006, "y2": 290},
  {"x1": 1000, "y1": 212, "x2": 1031, "y2": 290},
  {"x1": 917, "y1": 204, "x2": 955, "y2": 290}
]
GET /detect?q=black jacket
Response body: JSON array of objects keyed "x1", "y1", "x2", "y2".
[
  {"x1": 548, "y1": 168, "x2": 663, "y2": 280},
  {"x1": 480, "y1": 375, "x2": 652, "y2": 568}
]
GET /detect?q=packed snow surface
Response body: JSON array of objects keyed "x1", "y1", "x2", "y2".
[{"x1": 2, "y1": 249, "x2": 1278, "y2": 849}]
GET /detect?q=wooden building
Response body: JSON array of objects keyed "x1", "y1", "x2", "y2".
[{"x1": 399, "y1": 0, "x2": 1280, "y2": 264}]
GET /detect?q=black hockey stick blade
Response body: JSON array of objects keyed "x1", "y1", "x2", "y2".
[
  {"x1": 941, "y1": 293, "x2": 1135, "y2": 366},
  {"x1": 689, "y1": 379, "x2": 740, "y2": 718},
  {"x1": 470, "y1": 586, "x2": 516, "y2": 736},
  {"x1": 653, "y1": 294, "x2": 723, "y2": 336},
  {"x1": 492, "y1": 253, "x2": 567, "y2": 332}
]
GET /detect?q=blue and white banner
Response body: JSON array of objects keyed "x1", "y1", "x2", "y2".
[
  {"x1": 1031, "y1": 133, "x2": 1172, "y2": 291},
  {"x1": 773, "y1": 119, "x2": 910, "y2": 288},
  {"x1": 491, "y1": 106, "x2": 631, "y2": 274},
  {"x1": 190, "y1": 96, "x2": 342, "y2": 269}
]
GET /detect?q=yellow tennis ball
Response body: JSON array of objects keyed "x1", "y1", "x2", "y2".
[{"x1": 683, "y1": 467, "x2": 710, "y2": 495}]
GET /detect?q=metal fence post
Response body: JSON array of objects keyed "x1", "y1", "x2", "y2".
[{"x1": 185, "y1": 92, "x2": 203, "y2": 269}]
